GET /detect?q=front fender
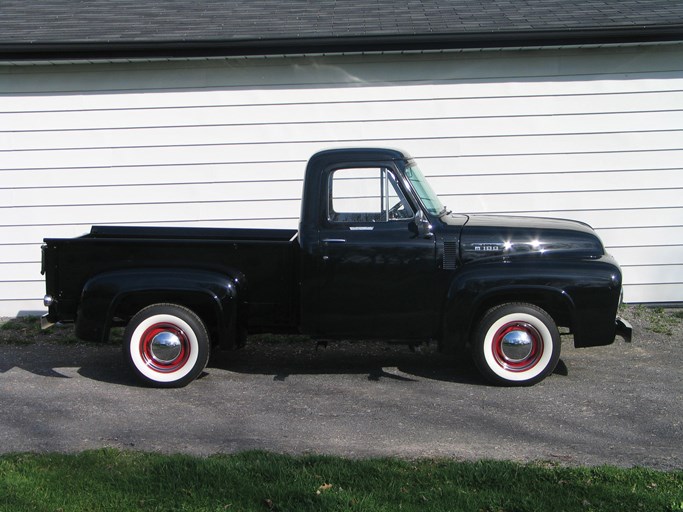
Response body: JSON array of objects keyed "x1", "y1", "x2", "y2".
[
  {"x1": 441, "y1": 258, "x2": 623, "y2": 351},
  {"x1": 75, "y1": 268, "x2": 242, "y2": 346},
  {"x1": 440, "y1": 261, "x2": 581, "y2": 352}
]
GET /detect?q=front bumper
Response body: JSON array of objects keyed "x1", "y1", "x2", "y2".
[{"x1": 615, "y1": 317, "x2": 633, "y2": 343}]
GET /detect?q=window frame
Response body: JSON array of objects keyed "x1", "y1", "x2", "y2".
[{"x1": 326, "y1": 165, "x2": 415, "y2": 225}]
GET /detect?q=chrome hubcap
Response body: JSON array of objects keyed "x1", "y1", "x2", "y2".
[
  {"x1": 492, "y1": 321, "x2": 543, "y2": 372},
  {"x1": 140, "y1": 322, "x2": 190, "y2": 373},
  {"x1": 150, "y1": 331, "x2": 183, "y2": 363},
  {"x1": 500, "y1": 329, "x2": 534, "y2": 362}
]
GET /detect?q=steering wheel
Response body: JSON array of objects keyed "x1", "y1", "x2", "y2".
[{"x1": 388, "y1": 200, "x2": 406, "y2": 219}]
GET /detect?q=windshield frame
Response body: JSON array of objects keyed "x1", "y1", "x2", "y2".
[{"x1": 402, "y1": 160, "x2": 446, "y2": 216}]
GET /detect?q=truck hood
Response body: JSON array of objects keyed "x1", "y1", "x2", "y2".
[{"x1": 458, "y1": 214, "x2": 605, "y2": 263}]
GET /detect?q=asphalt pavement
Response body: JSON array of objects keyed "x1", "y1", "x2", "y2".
[{"x1": 1, "y1": 324, "x2": 681, "y2": 469}]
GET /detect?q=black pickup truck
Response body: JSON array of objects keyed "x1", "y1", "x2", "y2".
[{"x1": 42, "y1": 148, "x2": 631, "y2": 387}]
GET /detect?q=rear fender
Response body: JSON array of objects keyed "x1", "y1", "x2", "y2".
[{"x1": 75, "y1": 268, "x2": 243, "y2": 347}]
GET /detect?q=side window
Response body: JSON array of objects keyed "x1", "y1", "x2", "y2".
[{"x1": 329, "y1": 167, "x2": 414, "y2": 223}]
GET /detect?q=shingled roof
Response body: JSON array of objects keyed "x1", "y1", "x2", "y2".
[{"x1": 2, "y1": 0, "x2": 683, "y2": 60}]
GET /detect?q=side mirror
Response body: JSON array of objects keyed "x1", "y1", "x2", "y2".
[{"x1": 410, "y1": 210, "x2": 433, "y2": 239}]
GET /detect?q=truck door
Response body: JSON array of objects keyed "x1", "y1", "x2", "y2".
[{"x1": 315, "y1": 164, "x2": 438, "y2": 339}]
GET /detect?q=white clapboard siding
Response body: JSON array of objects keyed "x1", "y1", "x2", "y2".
[
  {"x1": 611, "y1": 246, "x2": 683, "y2": 266},
  {"x1": 0, "y1": 180, "x2": 305, "y2": 207},
  {"x1": 0, "y1": 161, "x2": 307, "y2": 188},
  {"x1": 1, "y1": 44, "x2": 682, "y2": 316},
  {"x1": 422, "y1": 150, "x2": 683, "y2": 175},
  {"x1": 4, "y1": 132, "x2": 683, "y2": 172},
  {"x1": 1, "y1": 243, "x2": 43, "y2": 264},
  {"x1": 7, "y1": 110, "x2": 683, "y2": 150}
]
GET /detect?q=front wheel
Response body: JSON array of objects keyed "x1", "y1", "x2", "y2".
[
  {"x1": 123, "y1": 304, "x2": 210, "y2": 388},
  {"x1": 473, "y1": 303, "x2": 560, "y2": 386}
]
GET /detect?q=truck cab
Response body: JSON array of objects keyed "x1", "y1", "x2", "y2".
[{"x1": 298, "y1": 148, "x2": 449, "y2": 340}]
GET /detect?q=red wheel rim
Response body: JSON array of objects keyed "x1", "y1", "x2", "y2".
[
  {"x1": 139, "y1": 322, "x2": 190, "y2": 373},
  {"x1": 492, "y1": 321, "x2": 543, "y2": 372}
]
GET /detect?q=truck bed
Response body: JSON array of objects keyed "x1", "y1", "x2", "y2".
[{"x1": 43, "y1": 225, "x2": 300, "y2": 330}]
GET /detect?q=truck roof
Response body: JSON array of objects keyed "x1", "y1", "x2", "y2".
[{"x1": 309, "y1": 147, "x2": 412, "y2": 167}]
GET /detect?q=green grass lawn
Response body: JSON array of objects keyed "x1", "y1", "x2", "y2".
[{"x1": 1, "y1": 450, "x2": 681, "y2": 512}]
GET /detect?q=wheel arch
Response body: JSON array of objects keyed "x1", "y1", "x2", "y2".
[
  {"x1": 471, "y1": 286, "x2": 575, "y2": 336},
  {"x1": 75, "y1": 268, "x2": 244, "y2": 348},
  {"x1": 441, "y1": 281, "x2": 575, "y2": 353}
]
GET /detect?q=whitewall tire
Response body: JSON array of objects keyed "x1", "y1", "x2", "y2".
[
  {"x1": 124, "y1": 304, "x2": 210, "y2": 388},
  {"x1": 473, "y1": 303, "x2": 560, "y2": 386}
]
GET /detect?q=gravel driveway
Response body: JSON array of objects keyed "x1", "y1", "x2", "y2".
[{"x1": 1, "y1": 309, "x2": 681, "y2": 469}]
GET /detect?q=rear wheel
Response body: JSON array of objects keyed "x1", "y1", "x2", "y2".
[
  {"x1": 473, "y1": 303, "x2": 560, "y2": 386},
  {"x1": 123, "y1": 304, "x2": 210, "y2": 388}
]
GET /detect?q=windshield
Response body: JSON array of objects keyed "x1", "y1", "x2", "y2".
[{"x1": 404, "y1": 163, "x2": 446, "y2": 216}]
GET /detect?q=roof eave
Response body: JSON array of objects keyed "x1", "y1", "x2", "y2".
[{"x1": 2, "y1": 25, "x2": 683, "y2": 61}]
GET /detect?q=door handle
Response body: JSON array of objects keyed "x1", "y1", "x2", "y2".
[{"x1": 321, "y1": 239, "x2": 345, "y2": 261}]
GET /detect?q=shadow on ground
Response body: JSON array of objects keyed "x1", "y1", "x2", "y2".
[{"x1": 2, "y1": 335, "x2": 573, "y2": 388}]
